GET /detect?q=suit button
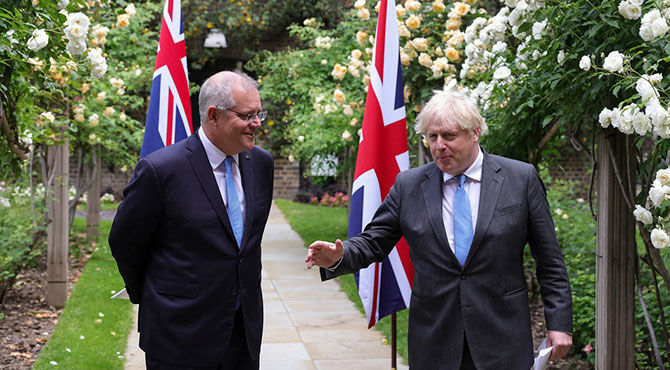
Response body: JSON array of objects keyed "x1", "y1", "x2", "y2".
[
  {"x1": 239, "y1": 258, "x2": 243, "y2": 263},
  {"x1": 460, "y1": 273, "x2": 467, "y2": 280},
  {"x1": 232, "y1": 288, "x2": 238, "y2": 296}
]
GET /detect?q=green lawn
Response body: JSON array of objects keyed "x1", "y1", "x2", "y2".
[
  {"x1": 274, "y1": 199, "x2": 409, "y2": 364},
  {"x1": 33, "y1": 218, "x2": 134, "y2": 369}
]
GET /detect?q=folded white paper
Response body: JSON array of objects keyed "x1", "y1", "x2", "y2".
[
  {"x1": 110, "y1": 287, "x2": 129, "y2": 299},
  {"x1": 533, "y1": 338, "x2": 553, "y2": 370}
]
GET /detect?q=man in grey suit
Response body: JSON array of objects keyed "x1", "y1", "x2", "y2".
[{"x1": 305, "y1": 91, "x2": 572, "y2": 369}]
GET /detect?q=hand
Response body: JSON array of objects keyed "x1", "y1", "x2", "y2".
[
  {"x1": 305, "y1": 239, "x2": 344, "y2": 269},
  {"x1": 547, "y1": 330, "x2": 572, "y2": 361}
]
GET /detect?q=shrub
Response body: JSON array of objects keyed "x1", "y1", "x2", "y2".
[{"x1": 309, "y1": 191, "x2": 349, "y2": 208}]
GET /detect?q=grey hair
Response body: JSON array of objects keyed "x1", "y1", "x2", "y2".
[
  {"x1": 414, "y1": 90, "x2": 488, "y2": 136},
  {"x1": 198, "y1": 70, "x2": 259, "y2": 124}
]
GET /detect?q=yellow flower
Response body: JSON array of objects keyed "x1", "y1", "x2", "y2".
[
  {"x1": 410, "y1": 37, "x2": 429, "y2": 51},
  {"x1": 452, "y1": 2, "x2": 470, "y2": 16},
  {"x1": 403, "y1": 85, "x2": 411, "y2": 101},
  {"x1": 74, "y1": 113, "x2": 85, "y2": 123},
  {"x1": 103, "y1": 106, "x2": 115, "y2": 117},
  {"x1": 356, "y1": 31, "x2": 368, "y2": 47},
  {"x1": 267, "y1": 120, "x2": 274, "y2": 126},
  {"x1": 331, "y1": 63, "x2": 347, "y2": 80},
  {"x1": 96, "y1": 91, "x2": 106, "y2": 102},
  {"x1": 418, "y1": 53, "x2": 432, "y2": 68},
  {"x1": 333, "y1": 89, "x2": 346, "y2": 104},
  {"x1": 80, "y1": 83, "x2": 90, "y2": 94},
  {"x1": 406, "y1": 0, "x2": 421, "y2": 12},
  {"x1": 351, "y1": 49, "x2": 363, "y2": 59},
  {"x1": 116, "y1": 14, "x2": 130, "y2": 28},
  {"x1": 406, "y1": 14, "x2": 421, "y2": 29},
  {"x1": 398, "y1": 24, "x2": 411, "y2": 38},
  {"x1": 400, "y1": 52, "x2": 411, "y2": 66},
  {"x1": 432, "y1": 0, "x2": 446, "y2": 12},
  {"x1": 207, "y1": 22, "x2": 213, "y2": 29},
  {"x1": 446, "y1": 18, "x2": 461, "y2": 30},
  {"x1": 357, "y1": 8, "x2": 370, "y2": 20},
  {"x1": 396, "y1": 4, "x2": 406, "y2": 17},
  {"x1": 286, "y1": 99, "x2": 292, "y2": 105},
  {"x1": 445, "y1": 47, "x2": 460, "y2": 62}
]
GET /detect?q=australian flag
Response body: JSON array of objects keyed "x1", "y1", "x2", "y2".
[
  {"x1": 140, "y1": 0, "x2": 193, "y2": 158},
  {"x1": 350, "y1": 0, "x2": 414, "y2": 328}
]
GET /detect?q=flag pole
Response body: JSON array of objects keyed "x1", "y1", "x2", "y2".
[{"x1": 392, "y1": 313, "x2": 397, "y2": 369}]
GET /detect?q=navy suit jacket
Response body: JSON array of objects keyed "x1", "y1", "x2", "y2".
[
  {"x1": 321, "y1": 149, "x2": 572, "y2": 369},
  {"x1": 109, "y1": 133, "x2": 274, "y2": 366}
]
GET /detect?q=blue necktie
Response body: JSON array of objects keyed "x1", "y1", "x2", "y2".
[
  {"x1": 454, "y1": 174, "x2": 473, "y2": 266},
  {"x1": 224, "y1": 156, "x2": 243, "y2": 248}
]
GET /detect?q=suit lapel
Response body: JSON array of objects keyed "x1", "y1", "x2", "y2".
[
  {"x1": 185, "y1": 134, "x2": 237, "y2": 244},
  {"x1": 421, "y1": 163, "x2": 451, "y2": 253},
  {"x1": 239, "y1": 149, "x2": 255, "y2": 251},
  {"x1": 468, "y1": 149, "x2": 503, "y2": 262}
]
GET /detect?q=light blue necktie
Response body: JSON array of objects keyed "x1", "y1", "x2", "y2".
[
  {"x1": 454, "y1": 174, "x2": 473, "y2": 266},
  {"x1": 224, "y1": 156, "x2": 243, "y2": 248}
]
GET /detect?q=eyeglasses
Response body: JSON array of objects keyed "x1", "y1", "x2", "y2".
[{"x1": 216, "y1": 106, "x2": 267, "y2": 123}]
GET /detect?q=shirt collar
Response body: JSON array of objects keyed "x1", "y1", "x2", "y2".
[
  {"x1": 198, "y1": 127, "x2": 239, "y2": 170},
  {"x1": 442, "y1": 146, "x2": 483, "y2": 183}
]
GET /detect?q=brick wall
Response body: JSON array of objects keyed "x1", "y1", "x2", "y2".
[
  {"x1": 68, "y1": 157, "x2": 132, "y2": 200},
  {"x1": 273, "y1": 158, "x2": 300, "y2": 200},
  {"x1": 549, "y1": 147, "x2": 593, "y2": 197}
]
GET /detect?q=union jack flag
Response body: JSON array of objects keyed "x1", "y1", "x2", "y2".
[
  {"x1": 351, "y1": 0, "x2": 413, "y2": 328},
  {"x1": 140, "y1": 0, "x2": 192, "y2": 158}
]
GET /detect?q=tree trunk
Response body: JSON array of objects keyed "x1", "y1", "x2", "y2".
[
  {"x1": 46, "y1": 137, "x2": 69, "y2": 308},
  {"x1": 595, "y1": 128, "x2": 635, "y2": 369},
  {"x1": 86, "y1": 148, "x2": 101, "y2": 240}
]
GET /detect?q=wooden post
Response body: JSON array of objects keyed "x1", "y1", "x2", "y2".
[
  {"x1": 596, "y1": 128, "x2": 635, "y2": 369},
  {"x1": 86, "y1": 149, "x2": 101, "y2": 240},
  {"x1": 47, "y1": 137, "x2": 69, "y2": 308}
]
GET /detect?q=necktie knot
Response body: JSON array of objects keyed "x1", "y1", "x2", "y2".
[{"x1": 458, "y1": 174, "x2": 467, "y2": 187}]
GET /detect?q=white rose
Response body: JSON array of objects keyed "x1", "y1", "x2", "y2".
[
  {"x1": 633, "y1": 205, "x2": 653, "y2": 225},
  {"x1": 640, "y1": 22, "x2": 655, "y2": 41},
  {"x1": 599, "y1": 108, "x2": 613, "y2": 128},
  {"x1": 632, "y1": 111, "x2": 651, "y2": 135},
  {"x1": 557, "y1": 50, "x2": 566, "y2": 65},
  {"x1": 649, "y1": 181, "x2": 670, "y2": 207},
  {"x1": 57, "y1": 0, "x2": 69, "y2": 9},
  {"x1": 27, "y1": 29, "x2": 49, "y2": 51},
  {"x1": 0, "y1": 196, "x2": 10, "y2": 208},
  {"x1": 656, "y1": 168, "x2": 670, "y2": 186},
  {"x1": 651, "y1": 228, "x2": 670, "y2": 249},
  {"x1": 493, "y1": 66, "x2": 511, "y2": 80},
  {"x1": 66, "y1": 39, "x2": 86, "y2": 55},
  {"x1": 90, "y1": 62, "x2": 107, "y2": 79},
  {"x1": 88, "y1": 113, "x2": 99, "y2": 126},
  {"x1": 579, "y1": 55, "x2": 591, "y2": 71},
  {"x1": 532, "y1": 20, "x2": 547, "y2": 40},
  {"x1": 125, "y1": 3, "x2": 136, "y2": 17},
  {"x1": 491, "y1": 41, "x2": 507, "y2": 54},
  {"x1": 618, "y1": 1, "x2": 641, "y2": 20},
  {"x1": 651, "y1": 17, "x2": 669, "y2": 38},
  {"x1": 602, "y1": 51, "x2": 624, "y2": 73},
  {"x1": 342, "y1": 130, "x2": 353, "y2": 141}
]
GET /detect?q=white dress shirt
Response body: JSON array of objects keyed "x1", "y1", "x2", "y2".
[
  {"x1": 441, "y1": 147, "x2": 483, "y2": 254},
  {"x1": 198, "y1": 128, "x2": 246, "y2": 219}
]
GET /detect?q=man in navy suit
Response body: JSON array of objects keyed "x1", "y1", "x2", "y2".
[
  {"x1": 110, "y1": 70, "x2": 273, "y2": 369},
  {"x1": 306, "y1": 91, "x2": 572, "y2": 369}
]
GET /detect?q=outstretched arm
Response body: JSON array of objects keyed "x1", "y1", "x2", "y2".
[{"x1": 305, "y1": 239, "x2": 344, "y2": 269}]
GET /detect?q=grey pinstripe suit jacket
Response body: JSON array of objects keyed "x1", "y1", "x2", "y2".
[{"x1": 321, "y1": 148, "x2": 572, "y2": 369}]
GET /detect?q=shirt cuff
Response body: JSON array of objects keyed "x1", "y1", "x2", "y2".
[{"x1": 324, "y1": 256, "x2": 344, "y2": 272}]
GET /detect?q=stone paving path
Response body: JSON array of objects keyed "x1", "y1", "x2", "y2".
[{"x1": 123, "y1": 202, "x2": 407, "y2": 369}]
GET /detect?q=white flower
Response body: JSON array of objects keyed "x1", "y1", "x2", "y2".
[
  {"x1": 57, "y1": 0, "x2": 69, "y2": 9},
  {"x1": 491, "y1": 41, "x2": 507, "y2": 54},
  {"x1": 649, "y1": 181, "x2": 670, "y2": 207},
  {"x1": 103, "y1": 106, "x2": 115, "y2": 117},
  {"x1": 90, "y1": 60, "x2": 107, "y2": 79},
  {"x1": 0, "y1": 196, "x2": 10, "y2": 207},
  {"x1": 599, "y1": 108, "x2": 613, "y2": 128},
  {"x1": 342, "y1": 130, "x2": 353, "y2": 141},
  {"x1": 119, "y1": 112, "x2": 127, "y2": 121},
  {"x1": 88, "y1": 113, "x2": 99, "y2": 126},
  {"x1": 633, "y1": 205, "x2": 653, "y2": 225},
  {"x1": 532, "y1": 20, "x2": 547, "y2": 40},
  {"x1": 632, "y1": 111, "x2": 651, "y2": 135},
  {"x1": 66, "y1": 39, "x2": 86, "y2": 55},
  {"x1": 125, "y1": 3, "x2": 136, "y2": 16},
  {"x1": 640, "y1": 10, "x2": 669, "y2": 40},
  {"x1": 297, "y1": 135, "x2": 305, "y2": 142},
  {"x1": 651, "y1": 228, "x2": 670, "y2": 249},
  {"x1": 636, "y1": 75, "x2": 658, "y2": 103},
  {"x1": 6, "y1": 30, "x2": 18, "y2": 45},
  {"x1": 418, "y1": 53, "x2": 433, "y2": 68},
  {"x1": 579, "y1": 55, "x2": 591, "y2": 71},
  {"x1": 557, "y1": 50, "x2": 566, "y2": 65},
  {"x1": 602, "y1": 51, "x2": 624, "y2": 73},
  {"x1": 354, "y1": 0, "x2": 366, "y2": 8},
  {"x1": 27, "y1": 29, "x2": 49, "y2": 51},
  {"x1": 315, "y1": 36, "x2": 332, "y2": 49},
  {"x1": 109, "y1": 77, "x2": 124, "y2": 88},
  {"x1": 333, "y1": 89, "x2": 346, "y2": 104},
  {"x1": 618, "y1": 1, "x2": 641, "y2": 20},
  {"x1": 493, "y1": 66, "x2": 511, "y2": 80},
  {"x1": 656, "y1": 168, "x2": 670, "y2": 186}
]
